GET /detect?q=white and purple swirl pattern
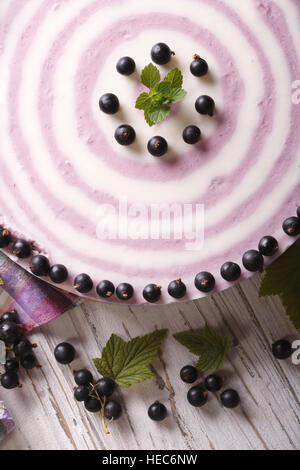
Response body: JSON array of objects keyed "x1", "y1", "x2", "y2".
[{"x1": 0, "y1": 0, "x2": 299, "y2": 304}]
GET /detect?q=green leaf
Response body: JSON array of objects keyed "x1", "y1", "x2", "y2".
[
  {"x1": 93, "y1": 330, "x2": 167, "y2": 388},
  {"x1": 141, "y1": 63, "x2": 160, "y2": 89},
  {"x1": 154, "y1": 81, "x2": 172, "y2": 95},
  {"x1": 174, "y1": 324, "x2": 232, "y2": 373},
  {"x1": 148, "y1": 105, "x2": 171, "y2": 124},
  {"x1": 167, "y1": 87, "x2": 187, "y2": 104},
  {"x1": 144, "y1": 109, "x2": 155, "y2": 127},
  {"x1": 135, "y1": 92, "x2": 152, "y2": 110},
  {"x1": 163, "y1": 67, "x2": 183, "y2": 89},
  {"x1": 259, "y1": 244, "x2": 300, "y2": 329},
  {"x1": 0, "y1": 277, "x2": 4, "y2": 286}
]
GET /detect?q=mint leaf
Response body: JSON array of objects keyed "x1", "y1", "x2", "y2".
[
  {"x1": 163, "y1": 68, "x2": 183, "y2": 89},
  {"x1": 93, "y1": 330, "x2": 167, "y2": 388},
  {"x1": 154, "y1": 81, "x2": 172, "y2": 95},
  {"x1": 148, "y1": 105, "x2": 171, "y2": 124},
  {"x1": 141, "y1": 63, "x2": 161, "y2": 89},
  {"x1": 259, "y1": 244, "x2": 300, "y2": 329},
  {"x1": 174, "y1": 324, "x2": 232, "y2": 372},
  {"x1": 168, "y1": 88, "x2": 187, "y2": 103},
  {"x1": 135, "y1": 92, "x2": 152, "y2": 110},
  {"x1": 144, "y1": 109, "x2": 155, "y2": 127}
]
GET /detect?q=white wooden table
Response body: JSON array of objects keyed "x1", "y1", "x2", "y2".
[{"x1": 1, "y1": 272, "x2": 299, "y2": 451}]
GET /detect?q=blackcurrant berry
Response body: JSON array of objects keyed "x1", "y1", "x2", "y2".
[
  {"x1": 297, "y1": 207, "x2": 300, "y2": 218},
  {"x1": 99, "y1": 93, "x2": 120, "y2": 115},
  {"x1": 96, "y1": 280, "x2": 115, "y2": 299},
  {"x1": 147, "y1": 136, "x2": 168, "y2": 157},
  {"x1": 258, "y1": 236, "x2": 279, "y2": 257},
  {"x1": 12, "y1": 239, "x2": 32, "y2": 259},
  {"x1": 14, "y1": 338, "x2": 33, "y2": 357},
  {"x1": 94, "y1": 377, "x2": 115, "y2": 398},
  {"x1": 30, "y1": 255, "x2": 50, "y2": 276},
  {"x1": 0, "y1": 310, "x2": 19, "y2": 324},
  {"x1": 182, "y1": 125, "x2": 201, "y2": 145},
  {"x1": 168, "y1": 279, "x2": 187, "y2": 299},
  {"x1": 74, "y1": 369, "x2": 93, "y2": 386},
  {"x1": 242, "y1": 250, "x2": 264, "y2": 272},
  {"x1": 116, "y1": 283, "x2": 134, "y2": 301},
  {"x1": 151, "y1": 43, "x2": 173, "y2": 65},
  {"x1": 116, "y1": 57, "x2": 136, "y2": 76},
  {"x1": 143, "y1": 284, "x2": 162, "y2": 303},
  {"x1": 220, "y1": 389, "x2": 240, "y2": 409},
  {"x1": 190, "y1": 55, "x2": 208, "y2": 77},
  {"x1": 194, "y1": 272, "x2": 215, "y2": 293},
  {"x1": 282, "y1": 217, "x2": 300, "y2": 236},
  {"x1": 272, "y1": 339, "x2": 293, "y2": 360},
  {"x1": 115, "y1": 124, "x2": 136, "y2": 146},
  {"x1": 1, "y1": 371, "x2": 19, "y2": 389},
  {"x1": 74, "y1": 385, "x2": 90, "y2": 402},
  {"x1": 20, "y1": 353, "x2": 37, "y2": 370},
  {"x1": 54, "y1": 342, "x2": 76, "y2": 364},
  {"x1": 148, "y1": 401, "x2": 167, "y2": 421},
  {"x1": 205, "y1": 374, "x2": 223, "y2": 392},
  {"x1": 5, "y1": 358, "x2": 19, "y2": 373},
  {"x1": 0, "y1": 321, "x2": 23, "y2": 345},
  {"x1": 104, "y1": 400, "x2": 122, "y2": 420},
  {"x1": 187, "y1": 385, "x2": 208, "y2": 407},
  {"x1": 84, "y1": 396, "x2": 101, "y2": 413},
  {"x1": 220, "y1": 262, "x2": 241, "y2": 282},
  {"x1": 0, "y1": 228, "x2": 11, "y2": 248},
  {"x1": 180, "y1": 365, "x2": 198, "y2": 384},
  {"x1": 195, "y1": 95, "x2": 215, "y2": 116},
  {"x1": 50, "y1": 264, "x2": 68, "y2": 284},
  {"x1": 74, "y1": 273, "x2": 93, "y2": 293}
]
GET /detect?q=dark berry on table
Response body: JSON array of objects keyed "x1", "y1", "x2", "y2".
[
  {"x1": 0, "y1": 310, "x2": 19, "y2": 324},
  {"x1": 104, "y1": 400, "x2": 123, "y2": 421},
  {"x1": 148, "y1": 401, "x2": 167, "y2": 421},
  {"x1": 147, "y1": 136, "x2": 168, "y2": 157},
  {"x1": 168, "y1": 279, "x2": 186, "y2": 299},
  {"x1": 0, "y1": 228, "x2": 11, "y2": 248},
  {"x1": 20, "y1": 353, "x2": 37, "y2": 370},
  {"x1": 272, "y1": 339, "x2": 292, "y2": 360},
  {"x1": 282, "y1": 217, "x2": 300, "y2": 236},
  {"x1": 74, "y1": 385, "x2": 90, "y2": 402},
  {"x1": 54, "y1": 342, "x2": 76, "y2": 364},
  {"x1": 220, "y1": 262, "x2": 241, "y2": 282},
  {"x1": 190, "y1": 55, "x2": 208, "y2": 77},
  {"x1": 297, "y1": 207, "x2": 300, "y2": 218},
  {"x1": 50, "y1": 264, "x2": 68, "y2": 284},
  {"x1": 195, "y1": 95, "x2": 215, "y2": 116},
  {"x1": 180, "y1": 365, "x2": 198, "y2": 384},
  {"x1": 183, "y1": 125, "x2": 201, "y2": 145},
  {"x1": 115, "y1": 124, "x2": 136, "y2": 146},
  {"x1": 30, "y1": 255, "x2": 50, "y2": 277},
  {"x1": 5, "y1": 358, "x2": 19, "y2": 373},
  {"x1": 99, "y1": 93, "x2": 120, "y2": 115},
  {"x1": 258, "y1": 236, "x2": 279, "y2": 257},
  {"x1": 151, "y1": 43, "x2": 174, "y2": 65},
  {"x1": 12, "y1": 239, "x2": 31, "y2": 259},
  {"x1": 187, "y1": 385, "x2": 208, "y2": 407},
  {"x1": 14, "y1": 338, "x2": 33, "y2": 357},
  {"x1": 242, "y1": 250, "x2": 264, "y2": 272},
  {"x1": 84, "y1": 396, "x2": 101, "y2": 413},
  {"x1": 94, "y1": 377, "x2": 115, "y2": 398},
  {"x1": 1, "y1": 371, "x2": 19, "y2": 389},
  {"x1": 0, "y1": 321, "x2": 23, "y2": 345},
  {"x1": 74, "y1": 273, "x2": 93, "y2": 293},
  {"x1": 143, "y1": 284, "x2": 162, "y2": 303},
  {"x1": 205, "y1": 374, "x2": 223, "y2": 392},
  {"x1": 96, "y1": 280, "x2": 115, "y2": 299},
  {"x1": 116, "y1": 57, "x2": 136, "y2": 76},
  {"x1": 220, "y1": 389, "x2": 240, "y2": 409},
  {"x1": 116, "y1": 283, "x2": 134, "y2": 301},
  {"x1": 194, "y1": 271, "x2": 215, "y2": 293},
  {"x1": 74, "y1": 369, "x2": 93, "y2": 386}
]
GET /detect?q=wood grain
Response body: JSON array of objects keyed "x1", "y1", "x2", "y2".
[{"x1": 1, "y1": 273, "x2": 299, "y2": 450}]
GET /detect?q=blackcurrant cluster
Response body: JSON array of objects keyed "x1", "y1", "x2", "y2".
[
  {"x1": 180, "y1": 365, "x2": 240, "y2": 409},
  {"x1": 0, "y1": 310, "x2": 38, "y2": 390}
]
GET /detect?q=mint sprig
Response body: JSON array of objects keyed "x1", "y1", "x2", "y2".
[{"x1": 136, "y1": 64, "x2": 187, "y2": 126}]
